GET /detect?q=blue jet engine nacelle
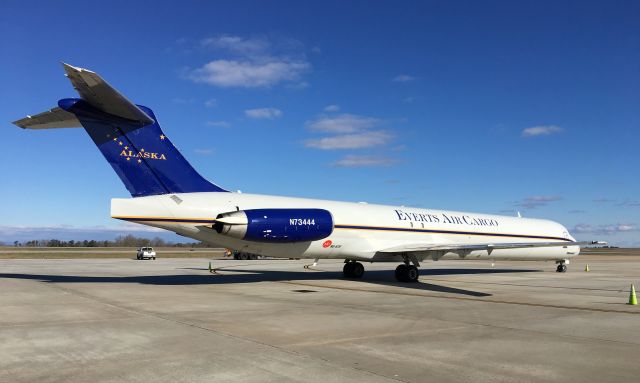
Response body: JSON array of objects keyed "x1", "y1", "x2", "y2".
[{"x1": 213, "y1": 208, "x2": 334, "y2": 243}]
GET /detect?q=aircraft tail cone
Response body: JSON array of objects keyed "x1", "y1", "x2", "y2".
[
  {"x1": 629, "y1": 284, "x2": 638, "y2": 305},
  {"x1": 585, "y1": 264, "x2": 590, "y2": 272}
]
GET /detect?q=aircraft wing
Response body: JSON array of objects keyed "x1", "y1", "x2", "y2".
[
  {"x1": 379, "y1": 241, "x2": 605, "y2": 254},
  {"x1": 13, "y1": 107, "x2": 82, "y2": 129},
  {"x1": 61, "y1": 63, "x2": 154, "y2": 125}
]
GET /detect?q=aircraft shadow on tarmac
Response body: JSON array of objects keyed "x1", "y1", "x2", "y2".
[{"x1": 0, "y1": 268, "x2": 542, "y2": 297}]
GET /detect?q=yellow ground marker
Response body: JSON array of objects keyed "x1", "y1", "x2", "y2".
[
  {"x1": 584, "y1": 264, "x2": 590, "y2": 272},
  {"x1": 629, "y1": 284, "x2": 637, "y2": 306}
]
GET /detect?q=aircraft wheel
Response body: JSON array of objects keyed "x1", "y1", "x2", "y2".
[
  {"x1": 395, "y1": 264, "x2": 408, "y2": 282},
  {"x1": 343, "y1": 262, "x2": 355, "y2": 277},
  {"x1": 395, "y1": 264, "x2": 419, "y2": 282},
  {"x1": 351, "y1": 262, "x2": 365, "y2": 278},
  {"x1": 406, "y1": 265, "x2": 420, "y2": 282},
  {"x1": 556, "y1": 264, "x2": 567, "y2": 273}
]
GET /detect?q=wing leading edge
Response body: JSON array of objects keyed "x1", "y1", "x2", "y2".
[{"x1": 379, "y1": 241, "x2": 606, "y2": 254}]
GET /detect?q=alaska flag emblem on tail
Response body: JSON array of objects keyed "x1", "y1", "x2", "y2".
[{"x1": 12, "y1": 63, "x2": 227, "y2": 197}]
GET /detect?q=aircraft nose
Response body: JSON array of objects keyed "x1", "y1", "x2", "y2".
[{"x1": 562, "y1": 225, "x2": 576, "y2": 241}]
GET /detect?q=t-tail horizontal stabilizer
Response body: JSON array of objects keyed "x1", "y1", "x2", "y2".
[
  {"x1": 61, "y1": 63, "x2": 154, "y2": 125},
  {"x1": 13, "y1": 62, "x2": 227, "y2": 197},
  {"x1": 13, "y1": 107, "x2": 81, "y2": 129}
]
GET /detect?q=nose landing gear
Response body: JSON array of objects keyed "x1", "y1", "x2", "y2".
[{"x1": 556, "y1": 260, "x2": 568, "y2": 273}]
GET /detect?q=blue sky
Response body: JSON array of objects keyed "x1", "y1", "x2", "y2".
[{"x1": 0, "y1": 0, "x2": 638, "y2": 245}]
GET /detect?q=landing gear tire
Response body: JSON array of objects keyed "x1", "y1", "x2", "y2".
[
  {"x1": 343, "y1": 262, "x2": 354, "y2": 277},
  {"x1": 556, "y1": 264, "x2": 567, "y2": 273},
  {"x1": 395, "y1": 264, "x2": 419, "y2": 282},
  {"x1": 395, "y1": 264, "x2": 407, "y2": 281},
  {"x1": 351, "y1": 262, "x2": 364, "y2": 278},
  {"x1": 406, "y1": 265, "x2": 419, "y2": 282},
  {"x1": 343, "y1": 261, "x2": 364, "y2": 279}
]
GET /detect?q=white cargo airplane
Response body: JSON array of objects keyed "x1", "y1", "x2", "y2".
[{"x1": 13, "y1": 64, "x2": 602, "y2": 282}]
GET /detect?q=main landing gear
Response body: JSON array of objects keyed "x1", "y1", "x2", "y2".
[
  {"x1": 342, "y1": 255, "x2": 421, "y2": 282},
  {"x1": 395, "y1": 253, "x2": 420, "y2": 282},
  {"x1": 343, "y1": 260, "x2": 365, "y2": 279},
  {"x1": 395, "y1": 264, "x2": 420, "y2": 282},
  {"x1": 556, "y1": 260, "x2": 568, "y2": 273}
]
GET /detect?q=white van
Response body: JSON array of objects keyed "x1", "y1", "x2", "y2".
[{"x1": 136, "y1": 247, "x2": 156, "y2": 260}]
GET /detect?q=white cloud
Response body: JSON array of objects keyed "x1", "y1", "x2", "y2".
[
  {"x1": 305, "y1": 131, "x2": 392, "y2": 150},
  {"x1": 305, "y1": 114, "x2": 380, "y2": 134},
  {"x1": 393, "y1": 74, "x2": 416, "y2": 82},
  {"x1": 572, "y1": 223, "x2": 637, "y2": 234},
  {"x1": 189, "y1": 60, "x2": 309, "y2": 88},
  {"x1": 0, "y1": 224, "x2": 164, "y2": 237},
  {"x1": 0, "y1": 223, "x2": 174, "y2": 242},
  {"x1": 287, "y1": 81, "x2": 309, "y2": 89},
  {"x1": 0, "y1": 223, "x2": 164, "y2": 234},
  {"x1": 324, "y1": 104, "x2": 340, "y2": 112},
  {"x1": 201, "y1": 35, "x2": 270, "y2": 56},
  {"x1": 205, "y1": 121, "x2": 231, "y2": 128},
  {"x1": 194, "y1": 148, "x2": 214, "y2": 155},
  {"x1": 244, "y1": 107, "x2": 283, "y2": 119},
  {"x1": 204, "y1": 99, "x2": 217, "y2": 108},
  {"x1": 616, "y1": 200, "x2": 640, "y2": 207},
  {"x1": 516, "y1": 195, "x2": 562, "y2": 209},
  {"x1": 188, "y1": 35, "x2": 311, "y2": 88},
  {"x1": 332, "y1": 155, "x2": 397, "y2": 167},
  {"x1": 172, "y1": 97, "x2": 194, "y2": 104},
  {"x1": 521, "y1": 125, "x2": 563, "y2": 137}
]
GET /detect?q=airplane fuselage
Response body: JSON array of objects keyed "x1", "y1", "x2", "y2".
[{"x1": 112, "y1": 192, "x2": 579, "y2": 262}]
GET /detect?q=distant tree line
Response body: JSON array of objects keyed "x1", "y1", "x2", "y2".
[{"x1": 9, "y1": 234, "x2": 215, "y2": 248}]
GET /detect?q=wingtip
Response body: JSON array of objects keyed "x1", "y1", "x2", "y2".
[
  {"x1": 60, "y1": 62, "x2": 95, "y2": 74},
  {"x1": 12, "y1": 119, "x2": 28, "y2": 129},
  {"x1": 60, "y1": 61, "x2": 77, "y2": 71}
]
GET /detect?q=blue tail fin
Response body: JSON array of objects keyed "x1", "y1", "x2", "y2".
[
  {"x1": 13, "y1": 63, "x2": 226, "y2": 197},
  {"x1": 59, "y1": 98, "x2": 226, "y2": 197}
]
